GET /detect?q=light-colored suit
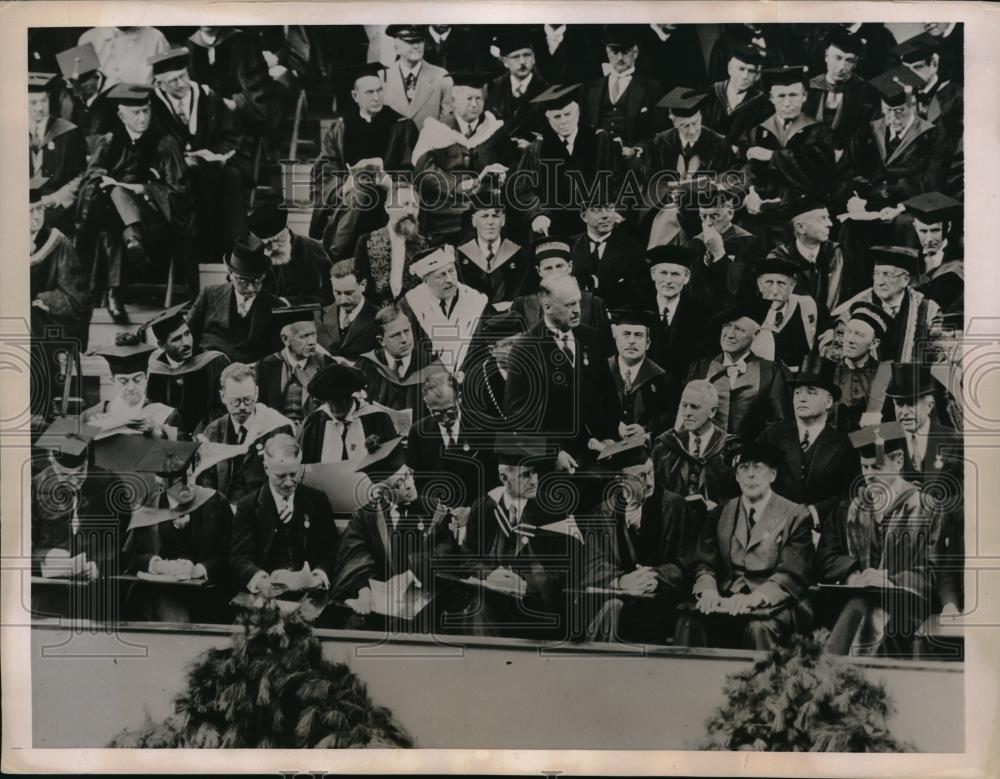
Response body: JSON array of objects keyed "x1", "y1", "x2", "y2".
[{"x1": 381, "y1": 60, "x2": 454, "y2": 129}]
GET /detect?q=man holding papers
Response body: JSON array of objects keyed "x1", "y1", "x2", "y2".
[
  {"x1": 122, "y1": 440, "x2": 233, "y2": 622},
  {"x1": 818, "y1": 422, "x2": 942, "y2": 656}
]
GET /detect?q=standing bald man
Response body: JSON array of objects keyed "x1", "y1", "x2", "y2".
[{"x1": 504, "y1": 274, "x2": 620, "y2": 471}]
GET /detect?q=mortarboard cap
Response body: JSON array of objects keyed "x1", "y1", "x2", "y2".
[
  {"x1": 610, "y1": 308, "x2": 658, "y2": 331},
  {"x1": 730, "y1": 42, "x2": 767, "y2": 67},
  {"x1": 495, "y1": 440, "x2": 553, "y2": 467},
  {"x1": 247, "y1": 200, "x2": 289, "y2": 240},
  {"x1": 450, "y1": 71, "x2": 491, "y2": 90},
  {"x1": 56, "y1": 43, "x2": 100, "y2": 82},
  {"x1": 410, "y1": 244, "x2": 457, "y2": 278},
  {"x1": 493, "y1": 27, "x2": 535, "y2": 57},
  {"x1": 869, "y1": 65, "x2": 923, "y2": 106},
  {"x1": 107, "y1": 83, "x2": 154, "y2": 106},
  {"x1": 479, "y1": 314, "x2": 524, "y2": 342},
  {"x1": 657, "y1": 87, "x2": 707, "y2": 117},
  {"x1": 271, "y1": 303, "x2": 320, "y2": 333},
  {"x1": 763, "y1": 66, "x2": 810, "y2": 90},
  {"x1": 699, "y1": 181, "x2": 742, "y2": 209},
  {"x1": 35, "y1": 416, "x2": 99, "y2": 467},
  {"x1": 754, "y1": 256, "x2": 800, "y2": 278},
  {"x1": 903, "y1": 191, "x2": 962, "y2": 225},
  {"x1": 646, "y1": 244, "x2": 696, "y2": 269},
  {"x1": 849, "y1": 421, "x2": 906, "y2": 459},
  {"x1": 714, "y1": 298, "x2": 771, "y2": 327},
  {"x1": 29, "y1": 72, "x2": 58, "y2": 92},
  {"x1": 385, "y1": 25, "x2": 427, "y2": 42},
  {"x1": 148, "y1": 47, "x2": 190, "y2": 76},
  {"x1": 530, "y1": 83, "x2": 581, "y2": 111},
  {"x1": 824, "y1": 27, "x2": 866, "y2": 56},
  {"x1": 30, "y1": 175, "x2": 50, "y2": 204},
  {"x1": 531, "y1": 236, "x2": 572, "y2": 265},
  {"x1": 601, "y1": 25, "x2": 641, "y2": 49},
  {"x1": 893, "y1": 37, "x2": 937, "y2": 65},
  {"x1": 870, "y1": 245, "x2": 919, "y2": 275},
  {"x1": 307, "y1": 361, "x2": 368, "y2": 401},
  {"x1": 732, "y1": 440, "x2": 784, "y2": 470},
  {"x1": 141, "y1": 301, "x2": 191, "y2": 341},
  {"x1": 781, "y1": 191, "x2": 829, "y2": 220},
  {"x1": 92, "y1": 342, "x2": 156, "y2": 375},
  {"x1": 136, "y1": 439, "x2": 200, "y2": 477},
  {"x1": 597, "y1": 435, "x2": 651, "y2": 469},
  {"x1": 848, "y1": 301, "x2": 891, "y2": 339},
  {"x1": 886, "y1": 363, "x2": 936, "y2": 400},
  {"x1": 355, "y1": 435, "x2": 407, "y2": 480},
  {"x1": 225, "y1": 234, "x2": 270, "y2": 276},
  {"x1": 343, "y1": 61, "x2": 385, "y2": 86},
  {"x1": 467, "y1": 181, "x2": 506, "y2": 213},
  {"x1": 788, "y1": 354, "x2": 841, "y2": 399}
]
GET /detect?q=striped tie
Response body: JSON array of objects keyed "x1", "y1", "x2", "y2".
[{"x1": 278, "y1": 498, "x2": 293, "y2": 524}]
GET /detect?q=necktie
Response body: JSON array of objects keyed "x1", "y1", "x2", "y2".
[
  {"x1": 391, "y1": 357, "x2": 403, "y2": 377},
  {"x1": 661, "y1": 305, "x2": 672, "y2": 326},
  {"x1": 464, "y1": 121, "x2": 476, "y2": 138},
  {"x1": 562, "y1": 135, "x2": 572, "y2": 154},
  {"x1": 609, "y1": 75, "x2": 622, "y2": 104},
  {"x1": 440, "y1": 298, "x2": 451, "y2": 318},
  {"x1": 726, "y1": 362, "x2": 742, "y2": 385},
  {"x1": 485, "y1": 241, "x2": 495, "y2": 271},
  {"x1": 591, "y1": 240, "x2": 604, "y2": 262},
  {"x1": 886, "y1": 130, "x2": 900, "y2": 157},
  {"x1": 801, "y1": 429, "x2": 810, "y2": 452},
  {"x1": 681, "y1": 143, "x2": 694, "y2": 161},
  {"x1": 404, "y1": 72, "x2": 417, "y2": 100},
  {"x1": 557, "y1": 333, "x2": 574, "y2": 366},
  {"x1": 236, "y1": 425, "x2": 247, "y2": 445},
  {"x1": 444, "y1": 424, "x2": 455, "y2": 448},
  {"x1": 746, "y1": 506, "x2": 756, "y2": 533},
  {"x1": 278, "y1": 498, "x2": 293, "y2": 524},
  {"x1": 340, "y1": 421, "x2": 351, "y2": 461},
  {"x1": 693, "y1": 435, "x2": 702, "y2": 458},
  {"x1": 508, "y1": 502, "x2": 519, "y2": 528},
  {"x1": 774, "y1": 307, "x2": 785, "y2": 327},
  {"x1": 175, "y1": 97, "x2": 189, "y2": 126},
  {"x1": 512, "y1": 81, "x2": 524, "y2": 98},
  {"x1": 909, "y1": 433, "x2": 920, "y2": 464}
]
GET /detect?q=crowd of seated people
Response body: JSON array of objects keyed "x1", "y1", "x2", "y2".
[{"x1": 29, "y1": 22, "x2": 965, "y2": 658}]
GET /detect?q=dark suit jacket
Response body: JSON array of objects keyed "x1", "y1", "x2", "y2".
[
  {"x1": 766, "y1": 240, "x2": 850, "y2": 313},
  {"x1": 740, "y1": 114, "x2": 836, "y2": 202},
  {"x1": 530, "y1": 25, "x2": 603, "y2": 85},
  {"x1": 686, "y1": 223, "x2": 758, "y2": 316},
  {"x1": 186, "y1": 283, "x2": 285, "y2": 364},
  {"x1": 509, "y1": 290, "x2": 613, "y2": 350},
  {"x1": 504, "y1": 321, "x2": 620, "y2": 457},
  {"x1": 653, "y1": 425, "x2": 741, "y2": 505},
  {"x1": 686, "y1": 352, "x2": 788, "y2": 441},
  {"x1": 580, "y1": 73, "x2": 663, "y2": 146},
  {"x1": 230, "y1": 483, "x2": 340, "y2": 588},
  {"x1": 691, "y1": 492, "x2": 814, "y2": 606},
  {"x1": 254, "y1": 351, "x2": 333, "y2": 420},
  {"x1": 406, "y1": 408, "x2": 498, "y2": 509},
  {"x1": 610, "y1": 356, "x2": 676, "y2": 437},
  {"x1": 757, "y1": 420, "x2": 860, "y2": 522},
  {"x1": 423, "y1": 27, "x2": 497, "y2": 73},
  {"x1": 484, "y1": 70, "x2": 550, "y2": 158},
  {"x1": 646, "y1": 291, "x2": 706, "y2": 384},
  {"x1": 636, "y1": 25, "x2": 707, "y2": 89},
  {"x1": 30, "y1": 117, "x2": 88, "y2": 200},
  {"x1": 314, "y1": 299, "x2": 377, "y2": 358},
  {"x1": 264, "y1": 234, "x2": 334, "y2": 306},
  {"x1": 196, "y1": 411, "x2": 295, "y2": 503},
  {"x1": 570, "y1": 229, "x2": 647, "y2": 311},
  {"x1": 355, "y1": 347, "x2": 442, "y2": 415},
  {"x1": 643, "y1": 125, "x2": 735, "y2": 180},
  {"x1": 122, "y1": 490, "x2": 233, "y2": 583},
  {"x1": 804, "y1": 74, "x2": 880, "y2": 150},
  {"x1": 151, "y1": 81, "x2": 241, "y2": 154}
]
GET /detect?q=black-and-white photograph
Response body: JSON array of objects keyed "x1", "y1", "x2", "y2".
[{"x1": 12, "y1": 10, "x2": 983, "y2": 762}]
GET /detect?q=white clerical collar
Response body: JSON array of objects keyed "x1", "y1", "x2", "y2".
[
  {"x1": 545, "y1": 320, "x2": 572, "y2": 338},
  {"x1": 796, "y1": 239, "x2": 821, "y2": 262}
]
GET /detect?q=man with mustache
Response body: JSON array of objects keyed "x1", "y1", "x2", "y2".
[
  {"x1": 381, "y1": 25, "x2": 455, "y2": 129},
  {"x1": 608, "y1": 309, "x2": 675, "y2": 440},
  {"x1": 754, "y1": 256, "x2": 820, "y2": 372},
  {"x1": 353, "y1": 181, "x2": 430, "y2": 305},
  {"x1": 144, "y1": 302, "x2": 231, "y2": 437},
  {"x1": 569, "y1": 197, "x2": 646, "y2": 311},
  {"x1": 398, "y1": 244, "x2": 491, "y2": 376},
  {"x1": 485, "y1": 29, "x2": 550, "y2": 162},
  {"x1": 904, "y1": 191, "x2": 964, "y2": 318},
  {"x1": 248, "y1": 198, "x2": 334, "y2": 307},
  {"x1": 254, "y1": 304, "x2": 333, "y2": 424},
  {"x1": 313, "y1": 259, "x2": 379, "y2": 360},
  {"x1": 122, "y1": 440, "x2": 233, "y2": 622}
]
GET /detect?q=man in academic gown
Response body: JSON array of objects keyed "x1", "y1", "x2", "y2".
[
  {"x1": 903, "y1": 192, "x2": 964, "y2": 317},
  {"x1": 143, "y1": 302, "x2": 230, "y2": 437},
  {"x1": 454, "y1": 195, "x2": 528, "y2": 310},
  {"x1": 757, "y1": 355, "x2": 860, "y2": 534},
  {"x1": 644, "y1": 88, "x2": 736, "y2": 183},
  {"x1": 412, "y1": 72, "x2": 510, "y2": 243},
  {"x1": 569, "y1": 198, "x2": 647, "y2": 311},
  {"x1": 28, "y1": 72, "x2": 88, "y2": 236},
  {"x1": 296, "y1": 362, "x2": 397, "y2": 465},
  {"x1": 458, "y1": 314, "x2": 524, "y2": 437},
  {"x1": 754, "y1": 256, "x2": 821, "y2": 373},
  {"x1": 653, "y1": 380, "x2": 741, "y2": 506},
  {"x1": 685, "y1": 300, "x2": 787, "y2": 442},
  {"x1": 896, "y1": 38, "x2": 963, "y2": 143},
  {"x1": 186, "y1": 236, "x2": 287, "y2": 364},
  {"x1": 196, "y1": 362, "x2": 295, "y2": 504},
  {"x1": 423, "y1": 25, "x2": 495, "y2": 74},
  {"x1": 255, "y1": 305, "x2": 332, "y2": 424},
  {"x1": 54, "y1": 43, "x2": 117, "y2": 149},
  {"x1": 149, "y1": 46, "x2": 248, "y2": 261},
  {"x1": 335, "y1": 436, "x2": 459, "y2": 631},
  {"x1": 608, "y1": 309, "x2": 676, "y2": 440},
  {"x1": 829, "y1": 302, "x2": 893, "y2": 432},
  {"x1": 485, "y1": 29, "x2": 550, "y2": 164},
  {"x1": 121, "y1": 440, "x2": 233, "y2": 622},
  {"x1": 230, "y1": 433, "x2": 340, "y2": 598},
  {"x1": 398, "y1": 245, "x2": 491, "y2": 376},
  {"x1": 699, "y1": 42, "x2": 770, "y2": 144},
  {"x1": 381, "y1": 25, "x2": 455, "y2": 129},
  {"x1": 708, "y1": 24, "x2": 788, "y2": 82},
  {"x1": 313, "y1": 259, "x2": 378, "y2": 360},
  {"x1": 76, "y1": 83, "x2": 194, "y2": 322},
  {"x1": 636, "y1": 25, "x2": 706, "y2": 90},
  {"x1": 248, "y1": 199, "x2": 333, "y2": 307},
  {"x1": 31, "y1": 418, "x2": 131, "y2": 620}
]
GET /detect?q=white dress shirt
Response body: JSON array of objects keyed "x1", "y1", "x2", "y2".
[
  {"x1": 234, "y1": 291, "x2": 257, "y2": 318},
  {"x1": 320, "y1": 404, "x2": 367, "y2": 462},
  {"x1": 438, "y1": 410, "x2": 463, "y2": 448},
  {"x1": 795, "y1": 239, "x2": 821, "y2": 264},
  {"x1": 546, "y1": 323, "x2": 576, "y2": 363},
  {"x1": 559, "y1": 128, "x2": 578, "y2": 155},
  {"x1": 657, "y1": 294, "x2": 680, "y2": 324},
  {"x1": 510, "y1": 72, "x2": 534, "y2": 98}
]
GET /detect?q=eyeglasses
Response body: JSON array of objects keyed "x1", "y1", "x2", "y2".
[
  {"x1": 225, "y1": 396, "x2": 256, "y2": 408},
  {"x1": 872, "y1": 269, "x2": 909, "y2": 280},
  {"x1": 233, "y1": 274, "x2": 265, "y2": 285},
  {"x1": 155, "y1": 72, "x2": 189, "y2": 89}
]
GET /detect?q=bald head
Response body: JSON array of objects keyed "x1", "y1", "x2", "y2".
[{"x1": 540, "y1": 275, "x2": 582, "y2": 331}]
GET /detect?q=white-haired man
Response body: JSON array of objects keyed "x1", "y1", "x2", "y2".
[{"x1": 255, "y1": 305, "x2": 332, "y2": 424}]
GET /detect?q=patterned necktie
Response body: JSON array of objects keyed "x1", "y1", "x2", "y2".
[
  {"x1": 557, "y1": 333, "x2": 575, "y2": 366},
  {"x1": 692, "y1": 435, "x2": 702, "y2": 459},
  {"x1": 390, "y1": 357, "x2": 403, "y2": 377},
  {"x1": 278, "y1": 498, "x2": 293, "y2": 524},
  {"x1": 801, "y1": 429, "x2": 810, "y2": 452},
  {"x1": 404, "y1": 72, "x2": 417, "y2": 100},
  {"x1": 485, "y1": 241, "x2": 495, "y2": 271},
  {"x1": 746, "y1": 507, "x2": 756, "y2": 533},
  {"x1": 774, "y1": 307, "x2": 784, "y2": 327},
  {"x1": 236, "y1": 425, "x2": 247, "y2": 445}
]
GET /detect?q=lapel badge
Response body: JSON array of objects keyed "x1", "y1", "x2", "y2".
[
  {"x1": 462, "y1": 442, "x2": 470, "y2": 452},
  {"x1": 418, "y1": 518, "x2": 425, "y2": 532},
  {"x1": 934, "y1": 453, "x2": 944, "y2": 470},
  {"x1": 47, "y1": 141, "x2": 55, "y2": 151},
  {"x1": 304, "y1": 513, "x2": 310, "y2": 530}
]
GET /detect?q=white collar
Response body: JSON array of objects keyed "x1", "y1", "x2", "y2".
[
  {"x1": 164, "y1": 353, "x2": 186, "y2": 368},
  {"x1": 234, "y1": 289, "x2": 256, "y2": 307},
  {"x1": 657, "y1": 292, "x2": 680, "y2": 311},
  {"x1": 125, "y1": 126, "x2": 145, "y2": 142},
  {"x1": 502, "y1": 491, "x2": 528, "y2": 518},
  {"x1": 889, "y1": 114, "x2": 916, "y2": 141},
  {"x1": 722, "y1": 351, "x2": 749, "y2": 368},
  {"x1": 544, "y1": 24, "x2": 566, "y2": 35},
  {"x1": 511, "y1": 72, "x2": 533, "y2": 91},
  {"x1": 456, "y1": 115, "x2": 481, "y2": 135},
  {"x1": 741, "y1": 490, "x2": 772, "y2": 519},
  {"x1": 688, "y1": 426, "x2": 715, "y2": 449},
  {"x1": 618, "y1": 356, "x2": 642, "y2": 381},
  {"x1": 796, "y1": 239, "x2": 821, "y2": 262},
  {"x1": 921, "y1": 74, "x2": 940, "y2": 94},
  {"x1": 559, "y1": 127, "x2": 578, "y2": 148},
  {"x1": 269, "y1": 484, "x2": 294, "y2": 514},
  {"x1": 339, "y1": 300, "x2": 364, "y2": 324},
  {"x1": 650, "y1": 25, "x2": 671, "y2": 42},
  {"x1": 587, "y1": 230, "x2": 611, "y2": 245},
  {"x1": 231, "y1": 409, "x2": 255, "y2": 434},
  {"x1": 842, "y1": 354, "x2": 871, "y2": 369},
  {"x1": 796, "y1": 416, "x2": 827, "y2": 439},
  {"x1": 430, "y1": 28, "x2": 450, "y2": 44},
  {"x1": 477, "y1": 235, "x2": 499, "y2": 254},
  {"x1": 400, "y1": 61, "x2": 422, "y2": 78},
  {"x1": 282, "y1": 347, "x2": 308, "y2": 370},
  {"x1": 322, "y1": 399, "x2": 360, "y2": 423},
  {"x1": 386, "y1": 351, "x2": 411, "y2": 371},
  {"x1": 610, "y1": 66, "x2": 635, "y2": 80},
  {"x1": 438, "y1": 410, "x2": 462, "y2": 435}
]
